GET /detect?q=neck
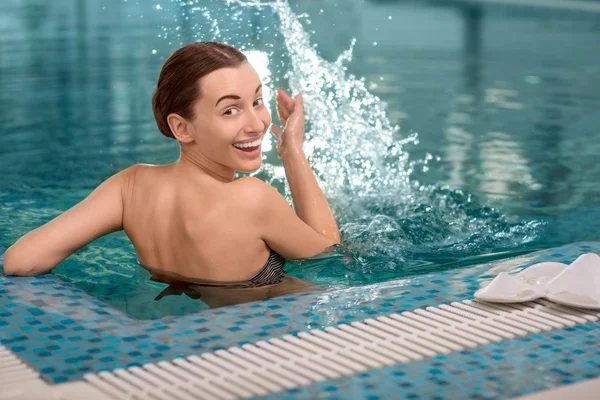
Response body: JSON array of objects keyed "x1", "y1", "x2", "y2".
[{"x1": 174, "y1": 145, "x2": 236, "y2": 183}]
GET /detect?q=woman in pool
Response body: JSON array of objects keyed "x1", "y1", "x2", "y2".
[{"x1": 4, "y1": 42, "x2": 340, "y2": 307}]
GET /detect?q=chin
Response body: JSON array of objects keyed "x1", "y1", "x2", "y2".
[{"x1": 236, "y1": 160, "x2": 262, "y2": 173}]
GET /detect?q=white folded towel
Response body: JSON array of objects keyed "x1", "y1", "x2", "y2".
[
  {"x1": 474, "y1": 253, "x2": 600, "y2": 309},
  {"x1": 545, "y1": 253, "x2": 600, "y2": 309}
]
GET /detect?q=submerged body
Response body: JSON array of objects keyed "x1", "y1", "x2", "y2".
[{"x1": 3, "y1": 42, "x2": 340, "y2": 306}]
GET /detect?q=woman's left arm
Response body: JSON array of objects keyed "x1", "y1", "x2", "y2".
[{"x1": 3, "y1": 166, "x2": 135, "y2": 276}]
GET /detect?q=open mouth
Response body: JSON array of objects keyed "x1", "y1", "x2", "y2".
[
  {"x1": 233, "y1": 144, "x2": 260, "y2": 153},
  {"x1": 232, "y1": 138, "x2": 262, "y2": 155}
]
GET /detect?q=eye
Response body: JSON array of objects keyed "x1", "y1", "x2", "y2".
[
  {"x1": 253, "y1": 98, "x2": 264, "y2": 107},
  {"x1": 224, "y1": 108, "x2": 239, "y2": 116}
]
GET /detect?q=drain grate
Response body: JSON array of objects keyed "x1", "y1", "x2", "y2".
[{"x1": 82, "y1": 299, "x2": 599, "y2": 400}]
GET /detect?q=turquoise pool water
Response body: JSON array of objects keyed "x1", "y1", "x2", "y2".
[{"x1": 1, "y1": 0, "x2": 599, "y2": 319}]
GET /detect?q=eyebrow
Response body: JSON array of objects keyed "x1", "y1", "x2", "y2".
[{"x1": 215, "y1": 84, "x2": 262, "y2": 107}]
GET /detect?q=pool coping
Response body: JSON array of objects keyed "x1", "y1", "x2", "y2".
[{"x1": 2, "y1": 242, "x2": 600, "y2": 399}]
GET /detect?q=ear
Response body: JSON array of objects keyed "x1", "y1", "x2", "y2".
[{"x1": 167, "y1": 113, "x2": 195, "y2": 144}]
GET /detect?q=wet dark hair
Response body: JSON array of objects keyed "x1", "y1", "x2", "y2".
[{"x1": 152, "y1": 42, "x2": 248, "y2": 139}]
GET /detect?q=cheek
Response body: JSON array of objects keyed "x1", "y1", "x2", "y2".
[
  {"x1": 205, "y1": 119, "x2": 235, "y2": 142},
  {"x1": 261, "y1": 108, "x2": 272, "y2": 128}
]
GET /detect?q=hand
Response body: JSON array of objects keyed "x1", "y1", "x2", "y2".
[{"x1": 270, "y1": 89, "x2": 305, "y2": 159}]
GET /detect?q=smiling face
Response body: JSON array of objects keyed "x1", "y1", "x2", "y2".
[{"x1": 187, "y1": 63, "x2": 271, "y2": 173}]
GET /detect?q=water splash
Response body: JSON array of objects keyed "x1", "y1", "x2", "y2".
[
  {"x1": 261, "y1": 1, "x2": 541, "y2": 273},
  {"x1": 158, "y1": 0, "x2": 542, "y2": 279}
]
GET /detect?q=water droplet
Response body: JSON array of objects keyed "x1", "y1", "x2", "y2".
[
  {"x1": 152, "y1": 49, "x2": 157, "y2": 54},
  {"x1": 373, "y1": 42, "x2": 378, "y2": 46},
  {"x1": 155, "y1": 4, "x2": 161, "y2": 9}
]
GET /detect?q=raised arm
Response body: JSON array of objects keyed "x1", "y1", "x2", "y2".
[
  {"x1": 267, "y1": 90, "x2": 340, "y2": 255},
  {"x1": 3, "y1": 167, "x2": 134, "y2": 276},
  {"x1": 237, "y1": 176, "x2": 337, "y2": 260}
]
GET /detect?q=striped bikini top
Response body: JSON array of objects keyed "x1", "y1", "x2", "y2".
[
  {"x1": 245, "y1": 249, "x2": 286, "y2": 287},
  {"x1": 152, "y1": 250, "x2": 286, "y2": 300}
]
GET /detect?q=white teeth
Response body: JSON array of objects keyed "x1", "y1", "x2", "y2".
[{"x1": 233, "y1": 138, "x2": 262, "y2": 149}]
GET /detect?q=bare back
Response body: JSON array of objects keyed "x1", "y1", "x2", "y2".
[
  {"x1": 2, "y1": 62, "x2": 340, "y2": 281},
  {"x1": 123, "y1": 164, "x2": 271, "y2": 281}
]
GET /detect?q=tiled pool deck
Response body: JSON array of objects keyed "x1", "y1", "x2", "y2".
[{"x1": 1, "y1": 242, "x2": 600, "y2": 399}]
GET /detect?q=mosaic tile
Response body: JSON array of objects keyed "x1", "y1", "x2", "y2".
[
  {"x1": 256, "y1": 322, "x2": 600, "y2": 400},
  {"x1": 0, "y1": 241, "x2": 599, "y2": 397}
]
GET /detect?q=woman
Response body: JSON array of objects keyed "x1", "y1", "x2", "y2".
[{"x1": 3, "y1": 42, "x2": 340, "y2": 307}]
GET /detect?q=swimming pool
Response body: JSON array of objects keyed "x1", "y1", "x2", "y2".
[
  {"x1": 1, "y1": 0, "x2": 599, "y2": 320},
  {"x1": 1, "y1": 1, "x2": 600, "y2": 398}
]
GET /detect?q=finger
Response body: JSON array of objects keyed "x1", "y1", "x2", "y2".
[
  {"x1": 277, "y1": 88, "x2": 294, "y2": 104},
  {"x1": 294, "y1": 94, "x2": 304, "y2": 114},
  {"x1": 288, "y1": 94, "x2": 304, "y2": 123},
  {"x1": 270, "y1": 124, "x2": 282, "y2": 138},
  {"x1": 278, "y1": 89, "x2": 296, "y2": 115},
  {"x1": 276, "y1": 99, "x2": 290, "y2": 122},
  {"x1": 276, "y1": 90, "x2": 293, "y2": 120},
  {"x1": 276, "y1": 110, "x2": 288, "y2": 131},
  {"x1": 285, "y1": 94, "x2": 296, "y2": 115}
]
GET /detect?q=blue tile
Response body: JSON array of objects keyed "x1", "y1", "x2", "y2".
[{"x1": 1, "y1": 241, "x2": 600, "y2": 397}]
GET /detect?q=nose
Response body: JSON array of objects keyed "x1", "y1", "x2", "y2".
[{"x1": 244, "y1": 107, "x2": 267, "y2": 134}]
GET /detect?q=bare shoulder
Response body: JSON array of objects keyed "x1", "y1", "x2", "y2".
[
  {"x1": 231, "y1": 177, "x2": 334, "y2": 259},
  {"x1": 229, "y1": 177, "x2": 284, "y2": 214},
  {"x1": 119, "y1": 163, "x2": 166, "y2": 183},
  {"x1": 109, "y1": 164, "x2": 143, "y2": 191},
  {"x1": 231, "y1": 176, "x2": 273, "y2": 194},
  {"x1": 123, "y1": 163, "x2": 162, "y2": 177},
  {"x1": 231, "y1": 176, "x2": 280, "y2": 202},
  {"x1": 114, "y1": 163, "x2": 166, "y2": 200},
  {"x1": 108, "y1": 163, "x2": 146, "y2": 181}
]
